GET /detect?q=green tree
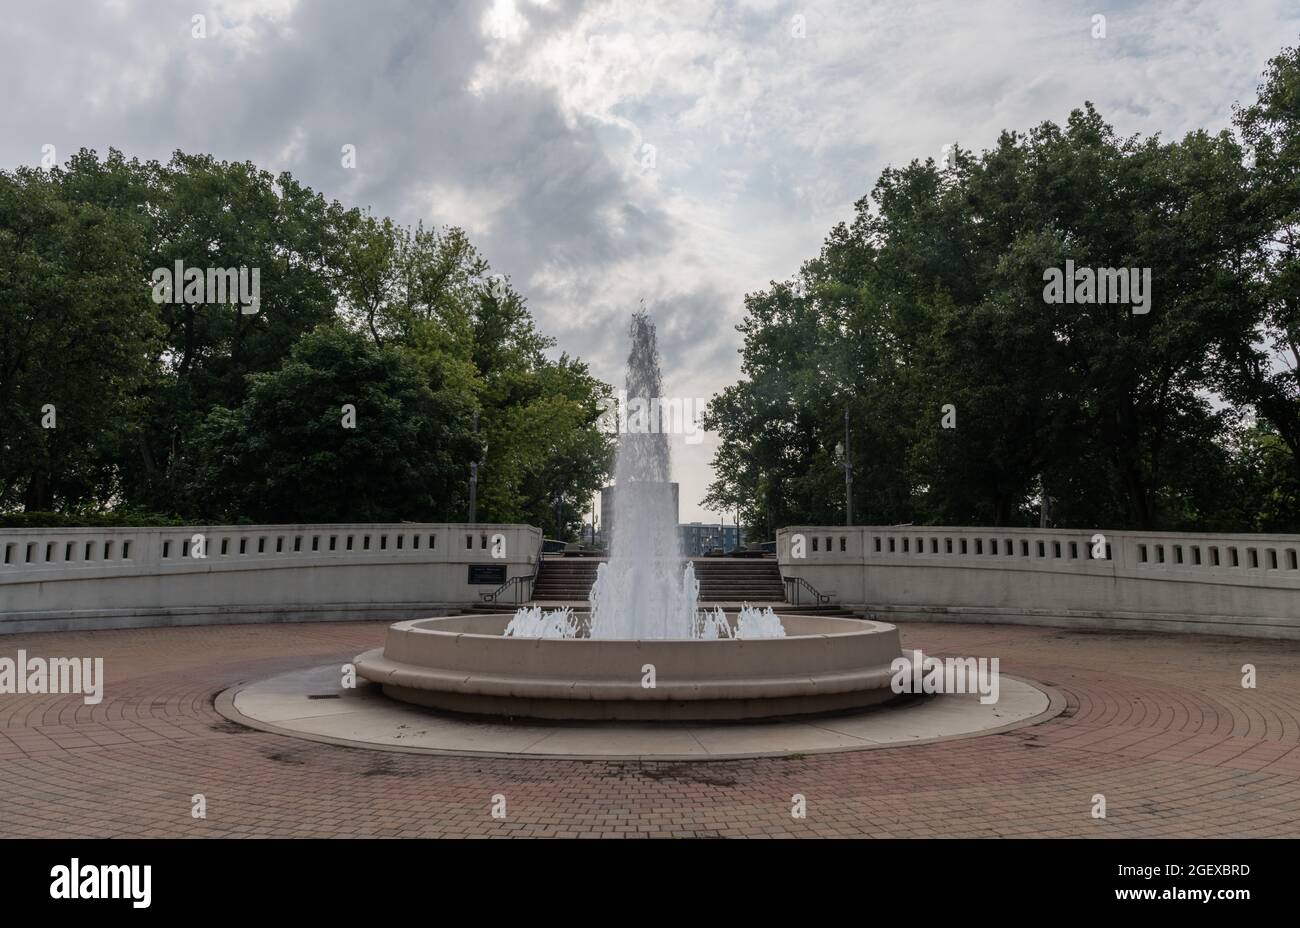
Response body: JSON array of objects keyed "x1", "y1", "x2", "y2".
[
  {"x1": 1228, "y1": 42, "x2": 1300, "y2": 477},
  {"x1": 3, "y1": 146, "x2": 612, "y2": 530},
  {"x1": 180, "y1": 325, "x2": 478, "y2": 522},
  {"x1": 338, "y1": 219, "x2": 612, "y2": 537},
  {"x1": 0, "y1": 164, "x2": 159, "y2": 510},
  {"x1": 1234, "y1": 423, "x2": 1300, "y2": 530},
  {"x1": 707, "y1": 87, "x2": 1277, "y2": 532},
  {"x1": 127, "y1": 151, "x2": 357, "y2": 509}
]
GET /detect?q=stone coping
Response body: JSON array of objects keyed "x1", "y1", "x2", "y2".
[{"x1": 355, "y1": 613, "x2": 907, "y2": 719}]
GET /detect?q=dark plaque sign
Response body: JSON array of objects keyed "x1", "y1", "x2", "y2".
[{"x1": 468, "y1": 564, "x2": 507, "y2": 585}]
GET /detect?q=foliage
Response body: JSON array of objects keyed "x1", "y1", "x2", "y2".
[
  {"x1": 1, "y1": 151, "x2": 612, "y2": 534},
  {"x1": 0, "y1": 160, "x2": 160, "y2": 511},
  {"x1": 0, "y1": 509, "x2": 192, "y2": 529},
  {"x1": 706, "y1": 48, "x2": 1300, "y2": 535},
  {"x1": 178, "y1": 326, "x2": 478, "y2": 523}
]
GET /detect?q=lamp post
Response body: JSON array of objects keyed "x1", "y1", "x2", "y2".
[
  {"x1": 844, "y1": 405, "x2": 853, "y2": 525},
  {"x1": 468, "y1": 411, "x2": 486, "y2": 524},
  {"x1": 835, "y1": 405, "x2": 853, "y2": 526},
  {"x1": 469, "y1": 461, "x2": 478, "y2": 524}
]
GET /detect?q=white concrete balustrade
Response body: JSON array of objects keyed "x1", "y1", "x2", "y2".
[
  {"x1": 5, "y1": 521, "x2": 1296, "y2": 638},
  {"x1": 777, "y1": 525, "x2": 1300, "y2": 639},
  {"x1": 0, "y1": 523, "x2": 541, "y2": 634}
]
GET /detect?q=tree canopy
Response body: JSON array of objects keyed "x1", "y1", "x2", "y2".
[
  {"x1": 0, "y1": 150, "x2": 612, "y2": 537},
  {"x1": 705, "y1": 43, "x2": 1300, "y2": 537}
]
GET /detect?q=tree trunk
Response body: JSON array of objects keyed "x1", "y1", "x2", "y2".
[{"x1": 22, "y1": 469, "x2": 51, "y2": 511}]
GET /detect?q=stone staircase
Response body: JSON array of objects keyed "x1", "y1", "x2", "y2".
[{"x1": 531, "y1": 557, "x2": 788, "y2": 604}]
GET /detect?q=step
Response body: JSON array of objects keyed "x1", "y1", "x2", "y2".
[{"x1": 532, "y1": 558, "x2": 790, "y2": 605}]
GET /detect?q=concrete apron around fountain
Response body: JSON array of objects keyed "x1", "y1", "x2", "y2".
[{"x1": 220, "y1": 661, "x2": 1059, "y2": 761}]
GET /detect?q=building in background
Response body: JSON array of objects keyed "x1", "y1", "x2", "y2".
[
  {"x1": 680, "y1": 522, "x2": 741, "y2": 556},
  {"x1": 599, "y1": 485, "x2": 744, "y2": 554}
]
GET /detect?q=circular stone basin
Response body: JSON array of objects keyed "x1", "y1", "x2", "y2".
[{"x1": 354, "y1": 613, "x2": 904, "y2": 721}]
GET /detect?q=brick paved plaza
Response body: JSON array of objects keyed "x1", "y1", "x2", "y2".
[{"x1": 2, "y1": 621, "x2": 1298, "y2": 838}]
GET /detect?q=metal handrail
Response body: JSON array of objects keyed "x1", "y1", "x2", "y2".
[
  {"x1": 783, "y1": 575, "x2": 832, "y2": 606},
  {"x1": 480, "y1": 552, "x2": 544, "y2": 605}
]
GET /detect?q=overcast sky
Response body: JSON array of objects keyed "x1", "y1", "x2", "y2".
[{"x1": 2, "y1": 0, "x2": 1296, "y2": 522}]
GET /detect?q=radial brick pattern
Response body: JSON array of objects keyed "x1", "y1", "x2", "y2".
[{"x1": 2, "y1": 622, "x2": 1298, "y2": 838}]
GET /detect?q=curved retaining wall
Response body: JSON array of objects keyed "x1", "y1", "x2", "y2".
[
  {"x1": 0, "y1": 523, "x2": 541, "y2": 635},
  {"x1": 356, "y1": 613, "x2": 904, "y2": 720},
  {"x1": 777, "y1": 526, "x2": 1300, "y2": 639}
]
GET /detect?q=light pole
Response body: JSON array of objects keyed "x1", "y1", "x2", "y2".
[
  {"x1": 469, "y1": 461, "x2": 478, "y2": 524},
  {"x1": 468, "y1": 411, "x2": 486, "y2": 524},
  {"x1": 844, "y1": 405, "x2": 853, "y2": 525},
  {"x1": 835, "y1": 405, "x2": 853, "y2": 525}
]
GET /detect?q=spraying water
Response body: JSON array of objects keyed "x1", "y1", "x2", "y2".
[
  {"x1": 506, "y1": 310, "x2": 784, "y2": 640},
  {"x1": 588, "y1": 311, "x2": 694, "y2": 638},
  {"x1": 504, "y1": 605, "x2": 579, "y2": 639}
]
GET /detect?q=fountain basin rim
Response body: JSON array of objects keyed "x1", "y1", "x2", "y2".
[
  {"x1": 388, "y1": 612, "x2": 898, "y2": 642},
  {"x1": 354, "y1": 613, "x2": 906, "y2": 720},
  {"x1": 355, "y1": 646, "x2": 900, "y2": 701}
]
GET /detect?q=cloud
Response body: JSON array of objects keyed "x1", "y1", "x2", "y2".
[{"x1": 2, "y1": 0, "x2": 1296, "y2": 520}]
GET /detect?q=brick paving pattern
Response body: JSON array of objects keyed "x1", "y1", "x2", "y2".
[{"x1": 2, "y1": 621, "x2": 1298, "y2": 838}]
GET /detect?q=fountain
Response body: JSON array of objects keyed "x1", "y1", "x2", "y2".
[
  {"x1": 355, "y1": 312, "x2": 904, "y2": 720},
  {"x1": 505, "y1": 311, "x2": 785, "y2": 641},
  {"x1": 589, "y1": 312, "x2": 768, "y2": 640}
]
